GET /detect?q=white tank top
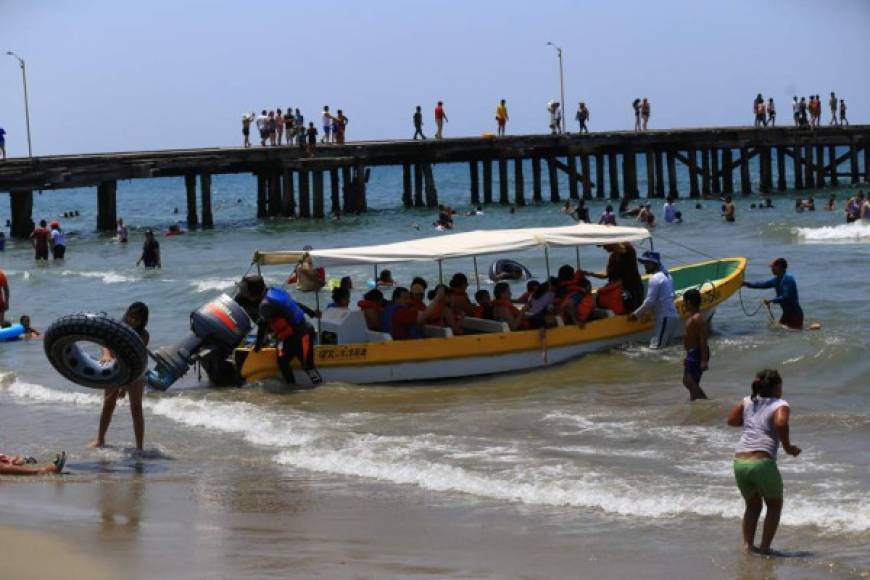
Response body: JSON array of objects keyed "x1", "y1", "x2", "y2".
[{"x1": 735, "y1": 396, "x2": 789, "y2": 459}]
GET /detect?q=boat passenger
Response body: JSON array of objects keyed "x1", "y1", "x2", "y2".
[
  {"x1": 514, "y1": 280, "x2": 540, "y2": 304},
  {"x1": 627, "y1": 251, "x2": 678, "y2": 349},
  {"x1": 358, "y1": 289, "x2": 385, "y2": 331},
  {"x1": 586, "y1": 243, "x2": 644, "y2": 313},
  {"x1": 492, "y1": 283, "x2": 528, "y2": 330},
  {"x1": 448, "y1": 273, "x2": 476, "y2": 317},
  {"x1": 555, "y1": 268, "x2": 595, "y2": 326},
  {"x1": 255, "y1": 287, "x2": 321, "y2": 387},
  {"x1": 409, "y1": 281, "x2": 428, "y2": 311},
  {"x1": 339, "y1": 276, "x2": 353, "y2": 293},
  {"x1": 742, "y1": 258, "x2": 803, "y2": 330},
  {"x1": 377, "y1": 269, "x2": 395, "y2": 287},
  {"x1": 472, "y1": 289, "x2": 494, "y2": 320},
  {"x1": 382, "y1": 286, "x2": 447, "y2": 340},
  {"x1": 525, "y1": 280, "x2": 557, "y2": 328},
  {"x1": 328, "y1": 287, "x2": 350, "y2": 309}
]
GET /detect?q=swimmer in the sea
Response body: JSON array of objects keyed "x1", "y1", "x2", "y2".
[{"x1": 682, "y1": 289, "x2": 708, "y2": 401}]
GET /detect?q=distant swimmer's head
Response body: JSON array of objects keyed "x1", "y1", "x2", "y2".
[{"x1": 751, "y1": 369, "x2": 782, "y2": 401}]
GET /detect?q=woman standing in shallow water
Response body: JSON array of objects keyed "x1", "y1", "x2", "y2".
[
  {"x1": 93, "y1": 302, "x2": 150, "y2": 452},
  {"x1": 727, "y1": 369, "x2": 801, "y2": 555}
]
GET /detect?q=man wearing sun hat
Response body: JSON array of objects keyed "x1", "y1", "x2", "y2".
[{"x1": 628, "y1": 251, "x2": 678, "y2": 349}]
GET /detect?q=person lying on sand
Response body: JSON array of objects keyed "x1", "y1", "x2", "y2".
[{"x1": 0, "y1": 451, "x2": 65, "y2": 475}]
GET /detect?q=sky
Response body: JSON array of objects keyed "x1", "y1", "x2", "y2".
[{"x1": 1, "y1": 0, "x2": 868, "y2": 156}]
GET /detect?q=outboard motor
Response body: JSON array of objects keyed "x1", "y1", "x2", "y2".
[{"x1": 147, "y1": 294, "x2": 252, "y2": 391}]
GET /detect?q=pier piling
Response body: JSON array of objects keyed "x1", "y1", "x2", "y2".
[
  {"x1": 580, "y1": 154, "x2": 592, "y2": 199},
  {"x1": 185, "y1": 174, "x2": 198, "y2": 227},
  {"x1": 256, "y1": 173, "x2": 267, "y2": 218},
  {"x1": 739, "y1": 147, "x2": 752, "y2": 195},
  {"x1": 803, "y1": 145, "x2": 814, "y2": 188},
  {"x1": 298, "y1": 171, "x2": 310, "y2": 218},
  {"x1": 722, "y1": 149, "x2": 734, "y2": 194},
  {"x1": 666, "y1": 150, "x2": 678, "y2": 197},
  {"x1": 776, "y1": 147, "x2": 786, "y2": 191},
  {"x1": 469, "y1": 161, "x2": 480, "y2": 205},
  {"x1": 653, "y1": 150, "x2": 665, "y2": 198},
  {"x1": 483, "y1": 160, "x2": 493, "y2": 204},
  {"x1": 423, "y1": 163, "x2": 437, "y2": 207},
  {"x1": 623, "y1": 152, "x2": 638, "y2": 199},
  {"x1": 850, "y1": 144, "x2": 860, "y2": 184},
  {"x1": 645, "y1": 151, "x2": 655, "y2": 198},
  {"x1": 828, "y1": 145, "x2": 838, "y2": 186},
  {"x1": 97, "y1": 180, "x2": 118, "y2": 232},
  {"x1": 498, "y1": 159, "x2": 509, "y2": 205},
  {"x1": 711, "y1": 149, "x2": 721, "y2": 195},
  {"x1": 595, "y1": 153, "x2": 606, "y2": 199},
  {"x1": 9, "y1": 190, "x2": 33, "y2": 238},
  {"x1": 413, "y1": 163, "x2": 424, "y2": 207},
  {"x1": 200, "y1": 173, "x2": 213, "y2": 228},
  {"x1": 607, "y1": 152, "x2": 619, "y2": 199},
  {"x1": 402, "y1": 163, "x2": 412, "y2": 207},
  {"x1": 548, "y1": 158, "x2": 560, "y2": 202},
  {"x1": 313, "y1": 171, "x2": 325, "y2": 218},
  {"x1": 330, "y1": 168, "x2": 340, "y2": 215},
  {"x1": 687, "y1": 149, "x2": 699, "y2": 198},
  {"x1": 759, "y1": 147, "x2": 772, "y2": 194},
  {"x1": 568, "y1": 155, "x2": 579, "y2": 200},
  {"x1": 532, "y1": 157, "x2": 543, "y2": 202},
  {"x1": 282, "y1": 169, "x2": 295, "y2": 217},
  {"x1": 514, "y1": 158, "x2": 525, "y2": 206}
]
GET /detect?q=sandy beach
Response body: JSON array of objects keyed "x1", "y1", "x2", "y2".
[{"x1": 0, "y1": 525, "x2": 115, "y2": 580}]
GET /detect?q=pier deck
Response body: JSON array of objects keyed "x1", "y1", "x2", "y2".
[{"x1": 1, "y1": 125, "x2": 868, "y2": 237}]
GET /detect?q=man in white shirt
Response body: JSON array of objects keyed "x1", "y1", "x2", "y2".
[
  {"x1": 628, "y1": 251, "x2": 678, "y2": 349},
  {"x1": 255, "y1": 110, "x2": 270, "y2": 146}
]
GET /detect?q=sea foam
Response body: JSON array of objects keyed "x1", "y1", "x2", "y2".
[{"x1": 793, "y1": 222, "x2": 870, "y2": 243}]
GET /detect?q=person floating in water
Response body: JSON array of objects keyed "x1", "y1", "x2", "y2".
[
  {"x1": 727, "y1": 369, "x2": 801, "y2": 555},
  {"x1": 681, "y1": 289, "x2": 708, "y2": 401},
  {"x1": 743, "y1": 258, "x2": 803, "y2": 330},
  {"x1": 254, "y1": 287, "x2": 322, "y2": 388}
]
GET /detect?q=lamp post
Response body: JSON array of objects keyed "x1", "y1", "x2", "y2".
[
  {"x1": 6, "y1": 50, "x2": 33, "y2": 157},
  {"x1": 546, "y1": 42, "x2": 566, "y2": 134}
]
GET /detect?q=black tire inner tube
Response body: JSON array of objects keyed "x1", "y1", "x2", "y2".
[{"x1": 43, "y1": 314, "x2": 148, "y2": 390}]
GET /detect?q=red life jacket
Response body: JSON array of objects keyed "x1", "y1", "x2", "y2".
[
  {"x1": 269, "y1": 316, "x2": 295, "y2": 340},
  {"x1": 575, "y1": 292, "x2": 596, "y2": 322}
]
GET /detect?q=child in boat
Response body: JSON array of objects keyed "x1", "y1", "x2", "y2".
[
  {"x1": 328, "y1": 288, "x2": 350, "y2": 309},
  {"x1": 358, "y1": 289, "x2": 384, "y2": 331},
  {"x1": 513, "y1": 280, "x2": 540, "y2": 305},
  {"x1": 19, "y1": 315, "x2": 40, "y2": 338},
  {"x1": 377, "y1": 270, "x2": 395, "y2": 287},
  {"x1": 492, "y1": 282, "x2": 528, "y2": 330},
  {"x1": 473, "y1": 289, "x2": 494, "y2": 320}
]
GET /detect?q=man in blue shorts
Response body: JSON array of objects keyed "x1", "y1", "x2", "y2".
[{"x1": 681, "y1": 288, "x2": 709, "y2": 400}]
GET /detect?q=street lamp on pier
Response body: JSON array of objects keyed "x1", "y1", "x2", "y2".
[
  {"x1": 6, "y1": 50, "x2": 33, "y2": 158},
  {"x1": 545, "y1": 42, "x2": 566, "y2": 134}
]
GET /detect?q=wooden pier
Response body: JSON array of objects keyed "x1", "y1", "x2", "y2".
[{"x1": 1, "y1": 125, "x2": 868, "y2": 237}]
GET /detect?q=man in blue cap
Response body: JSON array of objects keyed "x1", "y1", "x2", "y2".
[{"x1": 627, "y1": 251, "x2": 678, "y2": 349}]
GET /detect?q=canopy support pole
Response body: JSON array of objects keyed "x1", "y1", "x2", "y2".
[
  {"x1": 473, "y1": 256, "x2": 480, "y2": 291},
  {"x1": 544, "y1": 246, "x2": 551, "y2": 280},
  {"x1": 314, "y1": 291, "x2": 321, "y2": 343},
  {"x1": 373, "y1": 264, "x2": 378, "y2": 283},
  {"x1": 438, "y1": 260, "x2": 443, "y2": 284},
  {"x1": 575, "y1": 247, "x2": 580, "y2": 270}
]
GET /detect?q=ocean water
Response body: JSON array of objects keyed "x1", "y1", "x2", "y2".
[{"x1": 1, "y1": 162, "x2": 869, "y2": 579}]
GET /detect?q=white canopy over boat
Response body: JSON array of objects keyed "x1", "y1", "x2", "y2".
[{"x1": 253, "y1": 224, "x2": 650, "y2": 267}]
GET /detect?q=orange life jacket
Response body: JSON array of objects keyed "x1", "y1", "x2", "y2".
[
  {"x1": 269, "y1": 316, "x2": 295, "y2": 341},
  {"x1": 575, "y1": 291, "x2": 596, "y2": 322},
  {"x1": 596, "y1": 281, "x2": 626, "y2": 315}
]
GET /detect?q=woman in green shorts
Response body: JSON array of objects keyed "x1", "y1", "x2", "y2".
[{"x1": 727, "y1": 369, "x2": 801, "y2": 554}]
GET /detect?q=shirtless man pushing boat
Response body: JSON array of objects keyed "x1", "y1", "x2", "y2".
[{"x1": 681, "y1": 289, "x2": 709, "y2": 401}]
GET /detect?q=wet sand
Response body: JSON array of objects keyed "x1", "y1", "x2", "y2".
[
  {"x1": 0, "y1": 525, "x2": 115, "y2": 580},
  {"x1": 0, "y1": 466, "x2": 853, "y2": 580}
]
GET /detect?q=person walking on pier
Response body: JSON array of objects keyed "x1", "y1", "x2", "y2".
[
  {"x1": 241, "y1": 113, "x2": 254, "y2": 148},
  {"x1": 0, "y1": 126, "x2": 6, "y2": 160},
  {"x1": 632, "y1": 99, "x2": 641, "y2": 132},
  {"x1": 255, "y1": 110, "x2": 269, "y2": 146},
  {"x1": 306, "y1": 122, "x2": 318, "y2": 156},
  {"x1": 495, "y1": 99, "x2": 508, "y2": 136},
  {"x1": 791, "y1": 97, "x2": 799, "y2": 127},
  {"x1": 434, "y1": 101, "x2": 448, "y2": 139},
  {"x1": 829, "y1": 92, "x2": 838, "y2": 126},
  {"x1": 576, "y1": 102, "x2": 589, "y2": 134},
  {"x1": 268, "y1": 111, "x2": 277, "y2": 146},
  {"x1": 412, "y1": 106, "x2": 426, "y2": 139},
  {"x1": 753, "y1": 94, "x2": 764, "y2": 127},
  {"x1": 548, "y1": 101, "x2": 562, "y2": 135},
  {"x1": 640, "y1": 98, "x2": 650, "y2": 131},
  {"x1": 334, "y1": 110, "x2": 349, "y2": 144},
  {"x1": 798, "y1": 97, "x2": 808, "y2": 127},
  {"x1": 275, "y1": 109, "x2": 285, "y2": 145},
  {"x1": 767, "y1": 98, "x2": 776, "y2": 127},
  {"x1": 321, "y1": 106, "x2": 332, "y2": 144},
  {"x1": 839, "y1": 99, "x2": 848, "y2": 126}
]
